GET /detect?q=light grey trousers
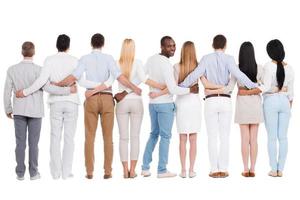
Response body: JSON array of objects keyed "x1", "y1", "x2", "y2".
[
  {"x1": 116, "y1": 99, "x2": 143, "y2": 162},
  {"x1": 49, "y1": 101, "x2": 78, "y2": 179},
  {"x1": 14, "y1": 115, "x2": 42, "y2": 177}
]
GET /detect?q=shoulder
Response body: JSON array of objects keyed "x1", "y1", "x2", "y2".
[
  {"x1": 6, "y1": 63, "x2": 19, "y2": 75},
  {"x1": 44, "y1": 54, "x2": 57, "y2": 62},
  {"x1": 67, "y1": 54, "x2": 78, "y2": 62},
  {"x1": 33, "y1": 64, "x2": 42, "y2": 74},
  {"x1": 79, "y1": 53, "x2": 93, "y2": 62},
  {"x1": 134, "y1": 59, "x2": 143, "y2": 67},
  {"x1": 101, "y1": 53, "x2": 115, "y2": 61},
  {"x1": 263, "y1": 61, "x2": 273, "y2": 70}
]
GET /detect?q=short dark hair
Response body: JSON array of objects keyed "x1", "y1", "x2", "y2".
[
  {"x1": 22, "y1": 41, "x2": 35, "y2": 57},
  {"x1": 91, "y1": 33, "x2": 105, "y2": 48},
  {"x1": 160, "y1": 36, "x2": 173, "y2": 46},
  {"x1": 213, "y1": 34, "x2": 227, "y2": 49},
  {"x1": 56, "y1": 34, "x2": 70, "y2": 52}
]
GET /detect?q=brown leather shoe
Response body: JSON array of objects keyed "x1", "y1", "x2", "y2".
[
  {"x1": 209, "y1": 172, "x2": 220, "y2": 178},
  {"x1": 104, "y1": 174, "x2": 112, "y2": 179},
  {"x1": 86, "y1": 174, "x2": 93, "y2": 179},
  {"x1": 241, "y1": 171, "x2": 250, "y2": 177},
  {"x1": 249, "y1": 172, "x2": 255, "y2": 177},
  {"x1": 219, "y1": 172, "x2": 229, "y2": 178}
]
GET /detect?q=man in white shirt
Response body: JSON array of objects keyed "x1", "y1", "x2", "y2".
[
  {"x1": 141, "y1": 36, "x2": 198, "y2": 178},
  {"x1": 16, "y1": 34, "x2": 80, "y2": 180}
]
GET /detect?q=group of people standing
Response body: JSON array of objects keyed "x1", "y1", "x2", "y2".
[{"x1": 3, "y1": 33, "x2": 294, "y2": 181}]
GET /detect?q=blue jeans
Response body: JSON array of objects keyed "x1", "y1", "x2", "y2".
[
  {"x1": 142, "y1": 103, "x2": 175, "y2": 174},
  {"x1": 263, "y1": 94, "x2": 291, "y2": 172}
]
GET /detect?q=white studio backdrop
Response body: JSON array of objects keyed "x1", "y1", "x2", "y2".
[{"x1": 0, "y1": 0, "x2": 299, "y2": 199}]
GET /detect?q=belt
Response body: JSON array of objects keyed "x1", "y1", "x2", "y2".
[
  {"x1": 92, "y1": 91, "x2": 113, "y2": 96},
  {"x1": 204, "y1": 94, "x2": 231, "y2": 100}
]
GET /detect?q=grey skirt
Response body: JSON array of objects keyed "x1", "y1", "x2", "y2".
[{"x1": 234, "y1": 95, "x2": 264, "y2": 124}]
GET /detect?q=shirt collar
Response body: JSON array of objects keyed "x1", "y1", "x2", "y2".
[
  {"x1": 92, "y1": 49, "x2": 102, "y2": 53},
  {"x1": 22, "y1": 58, "x2": 33, "y2": 63}
]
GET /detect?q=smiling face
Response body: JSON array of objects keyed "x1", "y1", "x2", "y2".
[{"x1": 161, "y1": 38, "x2": 176, "y2": 58}]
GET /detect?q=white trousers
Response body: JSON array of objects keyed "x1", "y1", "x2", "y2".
[
  {"x1": 116, "y1": 99, "x2": 144, "y2": 162},
  {"x1": 204, "y1": 97, "x2": 232, "y2": 173},
  {"x1": 50, "y1": 101, "x2": 78, "y2": 179}
]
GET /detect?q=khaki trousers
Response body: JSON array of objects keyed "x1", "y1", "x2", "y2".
[{"x1": 84, "y1": 93, "x2": 114, "y2": 175}]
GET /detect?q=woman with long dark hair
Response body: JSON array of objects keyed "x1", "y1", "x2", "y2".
[
  {"x1": 235, "y1": 42, "x2": 264, "y2": 177},
  {"x1": 262, "y1": 39, "x2": 294, "y2": 177}
]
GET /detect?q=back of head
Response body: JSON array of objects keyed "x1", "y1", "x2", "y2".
[
  {"x1": 56, "y1": 34, "x2": 70, "y2": 52},
  {"x1": 91, "y1": 33, "x2": 105, "y2": 48},
  {"x1": 22, "y1": 41, "x2": 35, "y2": 57},
  {"x1": 267, "y1": 39, "x2": 285, "y2": 90},
  {"x1": 119, "y1": 38, "x2": 135, "y2": 79},
  {"x1": 238, "y1": 41, "x2": 257, "y2": 82},
  {"x1": 178, "y1": 41, "x2": 198, "y2": 83},
  {"x1": 213, "y1": 34, "x2": 226, "y2": 49}
]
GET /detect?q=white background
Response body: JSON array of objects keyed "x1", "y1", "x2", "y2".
[{"x1": 0, "y1": 0, "x2": 299, "y2": 199}]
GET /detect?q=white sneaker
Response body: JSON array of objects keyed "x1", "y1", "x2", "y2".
[
  {"x1": 30, "y1": 172, "x2": 41, "y2": 180},
  {"x1": 62, "y1": 174, "x2": 74, "y2": 180},
  {"x1": 157, "y1": 171, "x2": 177, "y2": 178},
  {"x1": 141, "y1": 170, "x2": 151, "y2": 177},
  {"x1": 16, "y1": 176, "x2": 24, "y2": 181}
]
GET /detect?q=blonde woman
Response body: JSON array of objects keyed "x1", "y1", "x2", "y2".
[{"x1": 116, "y1": 39, "x2": 165, "y2": 178}]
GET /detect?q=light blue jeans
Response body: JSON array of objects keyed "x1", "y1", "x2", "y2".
[
  {"x1": 263, "y1": 94, "x2": 291, "y2": 172},
  {"x1": 142, "y1": 103, "x2": 175, "y2": 174}
]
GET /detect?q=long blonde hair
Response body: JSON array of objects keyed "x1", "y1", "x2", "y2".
[
  {"x1": 178, "y1": 41, "x2": 198, "y2": 83},
  {"x1": 119, "y1": 39, "x2": 135, "y2": 79}
]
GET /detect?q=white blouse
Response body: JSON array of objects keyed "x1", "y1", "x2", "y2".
[
  {"x1": 261, "y1": 61, "x2": 294, "y2": 100},
  {"x1": 117, "y1": 59, "x2": 148, "y2": 100}
]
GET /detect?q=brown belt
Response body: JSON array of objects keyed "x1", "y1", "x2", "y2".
[
  {"x1": 204, "y1": 94, "x2": 231, "y2": 100},
  {"x1": 92, "y1": 91, "x2": 113, "y2": 96}
]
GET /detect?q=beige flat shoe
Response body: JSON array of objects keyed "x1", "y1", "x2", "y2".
[
  {"x1": 277, "y1": 171, "x2": 283, "y2": 177},
  {"x1": 268, "y1": 171, "x2": 277, "y2": 177}
]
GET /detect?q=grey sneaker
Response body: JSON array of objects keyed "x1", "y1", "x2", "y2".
[
  {"x1": 16, "y1": 176, "x2": 25, "y2": 181},
  {"x1": 30, "y1": 172, "x2": 41, "y2": 180},
  {"x1": 141, "y1": 170, "x2": 151, "y2": 177},
  {"x1": 157, "y1": 171, "x2": 176, "y2": 178}
]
